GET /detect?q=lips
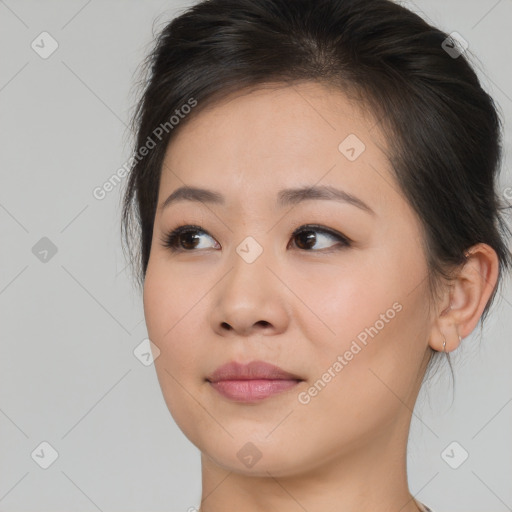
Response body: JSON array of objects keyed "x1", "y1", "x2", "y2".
[
  {"x1": 206, "y1": 360, "x2": 303, "y2": 383},
  {"x1": 206, "y1": 360, "x2": 303, "y2": 402}
]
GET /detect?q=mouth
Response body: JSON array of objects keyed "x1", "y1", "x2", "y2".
[{"x1": 206, "y1": 360, "x2": 304, "y2": 403}]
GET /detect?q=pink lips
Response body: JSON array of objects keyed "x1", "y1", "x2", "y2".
[{"x1": 206, "y1": 360, "x2": 303, "y2": 402}]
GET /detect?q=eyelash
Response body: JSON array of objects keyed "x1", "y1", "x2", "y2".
[{"x1": 160, "y1": 224, "x2": 352, "y2": 253}]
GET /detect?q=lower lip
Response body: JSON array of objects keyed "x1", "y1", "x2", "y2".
[{"x1": 209, "y1": 379, "x2": 301, "y2": 402}]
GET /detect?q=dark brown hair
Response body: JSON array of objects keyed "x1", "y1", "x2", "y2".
[{"x1": 120, "y1": 0, "x2": 512, "y2": 379}]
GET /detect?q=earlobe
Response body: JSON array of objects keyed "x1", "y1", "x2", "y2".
[
  {"x1": 428, "y1": 243, "x2": 499, "y2": 352},
  {"x1": 429, "y1": 324, "x2": 462, "y2": 353},
  {"x1": 440, "y1": 332, "x2": 462, "y2": 353}
]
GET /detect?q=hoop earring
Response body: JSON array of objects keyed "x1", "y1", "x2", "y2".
[{"x1": 443, "y1": 334, "x2": 462, "y2": 352}]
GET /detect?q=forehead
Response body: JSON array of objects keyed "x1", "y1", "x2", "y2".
[{"x1": 158, "y1": 82, "x2": 398, "y2": 214}]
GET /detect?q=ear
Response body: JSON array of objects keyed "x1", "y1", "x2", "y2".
[{"x1": 428, "y1": 243, "x2": 500, "y2": 352}]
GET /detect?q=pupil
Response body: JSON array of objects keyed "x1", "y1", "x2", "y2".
[
  {"x1": 297, "y1": 231, "x2": 315, "y2": 249},
  {"x1": 182, "y1": 232, "x2": 199, "y2": 249}
]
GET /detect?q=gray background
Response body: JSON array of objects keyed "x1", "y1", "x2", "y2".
[{"x1": 1, "y1": 1, "x2": 511, "y2": 511}]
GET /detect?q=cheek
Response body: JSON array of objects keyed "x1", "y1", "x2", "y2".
[
  {"x1": 143, "y1": 260, "x2": 172, "y2": 343},
  {"x1": 297, "y1": 241, "x2": 429, "y2": 368},
  {"x1": 291, "y1": 255, "x2": 429, "y2": 441},
  {"x1": 143, "y1": 259, "x2": 209, "y2": 429},
  {"x1": 143, "y1": 252, "x2": 199, "y2": 334},
  {"x1": 143, "y1": 258, "x2": 203, "y2": 369}
]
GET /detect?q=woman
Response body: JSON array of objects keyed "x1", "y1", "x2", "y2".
[{"x1": 121, "y1": 0, "x2": 511, "y2": 510}]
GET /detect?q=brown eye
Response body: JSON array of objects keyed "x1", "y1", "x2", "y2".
[
  {"x1": 161, "y1": 226, "x2": 219, "y2": 252},
  {"x1": 161, "y1": 224, "x2": 351, "y2": 253},
  {"x1": 289, "y1": 225, "x2": 351, "y2": 251},
  {"x1": 178, "y1": 230, "x2": 202, "y2": 250},
  {"x1": 294, "y1": 230, "x2": 317, "y2": 250}
]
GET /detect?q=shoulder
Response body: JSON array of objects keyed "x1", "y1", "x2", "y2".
[{"x1": 417, "y1": 502, "x2": 435, "y2": 512}]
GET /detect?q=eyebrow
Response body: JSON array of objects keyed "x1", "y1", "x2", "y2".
[{"x1": 159, "y1": 185, "x2": 375, "y2": 215}]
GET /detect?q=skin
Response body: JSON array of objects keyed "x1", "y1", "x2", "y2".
[{"x1": 142, "y1": 81, "x2": 499, "y2": 512}]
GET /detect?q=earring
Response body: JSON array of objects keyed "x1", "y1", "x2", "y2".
[{"x1": 442, "y1": 334, "x2": 447, "y2": 353}]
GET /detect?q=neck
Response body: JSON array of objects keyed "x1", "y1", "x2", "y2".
[{"x1": 198, "y1": 412, "x2": 422, "y2": 512}]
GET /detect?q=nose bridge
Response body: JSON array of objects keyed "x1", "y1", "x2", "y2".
[
  {"x1": 226, "y1": 233, "x2": 273, "y2": 304},
  {"x1": 235, "y1": 233, "x2": 267, "y2": 266},
  {"x1": 210, "y1": 233, "x2": 289, "y2": 335}
]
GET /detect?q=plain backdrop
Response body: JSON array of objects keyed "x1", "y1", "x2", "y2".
[{"x1": 1, "y1": 1, "x2": 511, "y2": 511}]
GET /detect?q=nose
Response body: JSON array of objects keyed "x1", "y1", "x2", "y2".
[{"x1": 209, "y1": 249, "x2": 291, "y2": 338}]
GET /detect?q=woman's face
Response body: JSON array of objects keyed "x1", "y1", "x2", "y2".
[{"x1": 143, "y1": 82, "x2": 434, "y2": 477}]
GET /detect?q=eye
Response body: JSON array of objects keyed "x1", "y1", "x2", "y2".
[
  {"x1": 288, "y1": 224, "x2": 351, "y2": 251},
  {"x1": 160, "y1": 224, "x2": 351, "y2": 253},
  {"x1": 160, "y1": 225, "x2": 219, "y2": 252}
]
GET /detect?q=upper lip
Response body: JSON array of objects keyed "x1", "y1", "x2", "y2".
[{"x1": 207, "y1": 360, "x2": 303, "y2": 382}]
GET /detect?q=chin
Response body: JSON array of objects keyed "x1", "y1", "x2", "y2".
[{"x1": 197, "y1": 432, "x2": 314, "y2": 478}]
